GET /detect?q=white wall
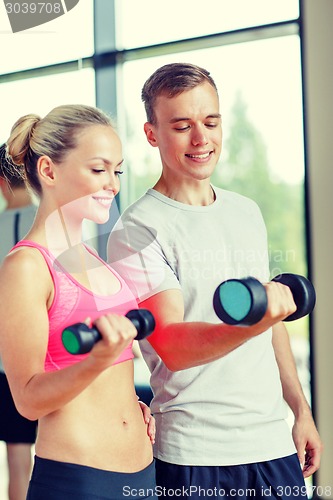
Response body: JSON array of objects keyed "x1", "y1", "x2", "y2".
[{"x1": 303, "y1": 0, "x2": 333, "y2": 494}]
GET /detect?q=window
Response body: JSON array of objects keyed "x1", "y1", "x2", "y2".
[
  {"x1": 121, "y1": 35, "x2": 304, "y2": 203},
  {"x1": 0, "y1": 0, "x2": 94, "y2": 73},
  {"x1": 116, "y1": 0, "x2": 299, "y2": 48},
  {"x1": 0, "y1": 68, "x2": 96, "y2": 143}
]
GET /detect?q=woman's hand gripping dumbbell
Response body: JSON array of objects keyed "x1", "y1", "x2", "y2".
[
  {"x1": 213, "y1": 273, "x2": 316, "y2": 326},
  {"x1": 62, "y1": 309, "x2": 155, "y2": 355}
]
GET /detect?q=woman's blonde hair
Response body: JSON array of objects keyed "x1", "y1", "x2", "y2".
[{"x1": 7, "y1": 104, "x2": 113, "y2": 196}]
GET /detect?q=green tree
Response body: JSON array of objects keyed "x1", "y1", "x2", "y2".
[{"x1": 212, "y1": 91, "x2": 307, "y2": 278}]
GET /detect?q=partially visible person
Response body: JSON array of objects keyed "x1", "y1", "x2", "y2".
[
  {"x1": 0, "y1": 143, "x2": 38, "y2": 500},
  {"x1": 107, "y1": 63, "x2": 322, "y2": 499},
  {"x1": 0, "y1": 106, "x2": 156, "y2": 500}
]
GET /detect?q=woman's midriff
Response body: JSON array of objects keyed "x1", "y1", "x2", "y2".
[{"x1": 35, "y1": 361, "x2": 153, "y2": 472}]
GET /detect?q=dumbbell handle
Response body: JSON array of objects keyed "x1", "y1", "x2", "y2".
[{"x1": 62, "y1": 309, "x2": 155, "y2": 355}]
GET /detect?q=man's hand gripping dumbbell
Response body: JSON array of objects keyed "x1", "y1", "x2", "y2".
[{"x1": 213, "y1": 273, "x2": 316, "y2": 326}]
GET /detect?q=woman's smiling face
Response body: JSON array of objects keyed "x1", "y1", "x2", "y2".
[{"x1": 50, "y1": 124, "x2": 124, "y2": 225}]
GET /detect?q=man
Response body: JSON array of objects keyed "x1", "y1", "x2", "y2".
[{"x1": 107, "y1": 63, "x2": 322, "y2": 498}]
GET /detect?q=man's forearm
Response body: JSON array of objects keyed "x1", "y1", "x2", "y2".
[{"x1": 272, "y1": 322, "x2": 311, "y2": 417}]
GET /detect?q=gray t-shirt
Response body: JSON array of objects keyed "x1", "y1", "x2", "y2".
[{"x1": 108, "y1": 187, "x2": 296, "y2": 465}]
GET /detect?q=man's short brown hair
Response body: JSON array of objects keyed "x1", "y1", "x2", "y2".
[{"x1": 141, "y1": 63, "x2": 218, "y2": 124}]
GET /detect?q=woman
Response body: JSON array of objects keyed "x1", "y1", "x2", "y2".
[
  {"x1": 0, "y1": 105, "x2": 156, "y2": 499},
  {"x1": 0, "y1": 143, "x2": 38, "y2": 500}
]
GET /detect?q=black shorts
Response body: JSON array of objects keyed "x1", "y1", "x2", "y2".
[
  {"x1": 0, "y1": 372, "x2": 37, "y2": 444},
  {"x1": 27, "y1": 456, "x2": 157, "y2": 500},
  {"x1": 155, "y1": 454, "x2": 307, "y2": 499}
]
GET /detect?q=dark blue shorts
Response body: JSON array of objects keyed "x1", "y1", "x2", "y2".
[
  {"x1": 27, "y1": 456, "x2": 157, "y2": 500},
  {"x1": 155, "y1": 454, "x2": 307, "y2": 499}
]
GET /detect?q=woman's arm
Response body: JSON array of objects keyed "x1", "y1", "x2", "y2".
[{"x1": 0, "y1": 248, "x2": 137, "y2": 421}]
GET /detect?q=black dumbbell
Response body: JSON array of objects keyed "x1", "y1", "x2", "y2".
[
  {"x1": 213, "y1": 273, "x2": 316, "y2": 326},
  {"x1": 62, "y1": 309, "x2": 155, "y2": 355}
]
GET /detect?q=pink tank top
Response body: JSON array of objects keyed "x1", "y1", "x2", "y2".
[{"x1": 13, "y1": 240, "x2": 137, "y2": 371}]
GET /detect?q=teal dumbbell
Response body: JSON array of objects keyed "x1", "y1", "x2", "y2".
[
  {"x1": 62, "y1": 309, "x2": 155, "y2": 355},
  {"x1": 213, "y1": 273, "x2": 316, "y2": 325}
]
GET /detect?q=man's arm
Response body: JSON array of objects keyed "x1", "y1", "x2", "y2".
[
  {"x1": 140, "y1": 284, "x2": 297, "y2": 371},
  {"x1": 272, "y1": 322, "x2": 323, "y2": 477}
]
